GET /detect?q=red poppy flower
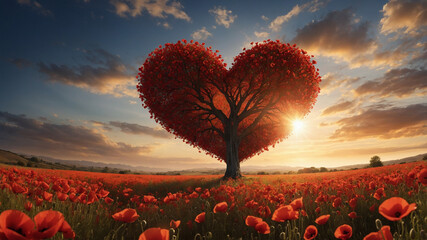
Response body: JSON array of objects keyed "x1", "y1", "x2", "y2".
[
  {"x1": 195, "y1": 212, "x2": 205, "y2": 223},
  {"x1": 254, "y1": 221, "x2": 270, "y2": 234},
  {"x1": 33, "y1": 210, "x2": 65, "y2": 239},
  {"x1": 332, "y1": 197, "x2": 342, "y2": 208},
  {"x1": 272, "y1": 205, "x2": 299, "y2": 222},
  {"x1": 12, "y1": 183, "x2": 27, "y2": 194},
  {"x1": 112, "y1": 208, "x2": 139, "y2": 223},
  {"x1": 349, "y1": 198, "x2": 357, "y2": 209},
  {"x1": 334, "y1": 224, "x2": 352, "y2": 240},
  {"x1": 315, "y1": 214, "x2": 330, "y2": 225},
  {"x1": 290, "y1": 197, "x2": 303, "y2": 210},
  {"x1": 24, "y1": 201, "x2": 33, "y2": 212},
  {"x1": 138, "y1": 228, "x2": 169, "y2": 240},
  {"x1": 363, "y1": 225, "x2": 393, "y2": 240},
  {"x1": 60, "y1": 220, "x2": 75, "y2": 239},
  {"x1": 245, "y1": 216, "x2": 262, "y2": 227},
  {"x1": 348, "y1": 212, "x2": 357, "y2": 219},
  {"x1": 56, "y1": 192, "x2": 68, "y2": 201},
  {"x1": 418, "y1": 168, "x2": 427, "y2": 185},
  {"x1": 213, "y1": 202, "x2": 228, "y2": 213},
  {"x1": 170, "y1": 220, "x2": 180, "y2": 229},
  {"x1": 42, "y1": 191, "x2": 53, "y2": 202},
  {"x1": 104, "y1": 197, "x2": 114, "y2": 204},
  {"x1": 304, "y1": 225, "x2": 318, "y2": 240},
  {"x1": 0, "y1": 210, "x2": 35, "y2": 240},
  {"x1": 378, "y1": 197, "x2": 416, "y2": 221}
]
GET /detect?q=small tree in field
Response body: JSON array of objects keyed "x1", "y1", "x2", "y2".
[
  {"x1": 370, "y1": 155, "x2": 383, "y2": 168},
  {"x1": 137, "y1": 40, "x2": 321, "y2": 179}
]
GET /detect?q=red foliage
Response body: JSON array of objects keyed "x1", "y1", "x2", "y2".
[{"x1": 137, "y1": 40, "x2": 321, "y2": 163}]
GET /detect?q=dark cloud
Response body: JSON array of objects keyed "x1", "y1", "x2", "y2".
[
  {"x1": 8, "y1": 58, "x2": 32, "y2": 69},
  {"x1": 37, "y1": 49, "x2": 136, "y2": 97},
  {"x1": 321, "y1": 100, "x2": 356, "y2": 116},
  {"x1": 109, "y1": 121, "x2": 172, "y2": 139},
  {"x1": 0, "y1": 112, "x2": 151, "y2": 159},
  {"x1": 355, "y1": 68, "x2": 427, "y2": 98},
  {"x1": 292, "y1": 9, "x2": 377, "y2": 64},
  {"x1": 330, "y1": 104, "x2": 427, "y2": 140}
]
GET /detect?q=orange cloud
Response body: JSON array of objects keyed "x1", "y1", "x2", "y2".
[
  {"x1": 321, "y1": 100, "x2": 356, "y2": 116},
  {"x1": 320, "y1": 73, "x2": 360, "y2": 95},
  {"x1": 330, "y1": 104, "x2": 427, "y2": 141},
  {"x1": 380, "y1": 0, "x2": 427, "y2": 34}
]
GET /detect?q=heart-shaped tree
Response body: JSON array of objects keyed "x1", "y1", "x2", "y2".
[{"x1": 137, "y1": 39, "x2": 321, "y2": 179}]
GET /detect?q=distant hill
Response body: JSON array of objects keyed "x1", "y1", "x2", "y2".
[
  {"x1": 0, "y1": 149, "x2": 73, "y2": 170},
  {"x1": 0, "y1": 148, "x2": 425, "y2": 175},
  {"x1": 334, "y1": 153, "x2": 427, "y2": 170}
]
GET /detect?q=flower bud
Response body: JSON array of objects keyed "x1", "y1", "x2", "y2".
[
  {"x1": 375, "y1": 219, "x2": 383, "y2": 230},
  {"x1": 279, "y1": 232, "x2": 286, "y2": 240},
  {"x1": 409, "y1": 228, "x2": 416, "y2": 239},
  {"x1": 194, "y1": 233, "x2": 202, "y2": 240}
]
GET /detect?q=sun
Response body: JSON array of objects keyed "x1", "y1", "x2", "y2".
[{"x1": 292, "y1": 119, "x2": 304, "y2": 134}]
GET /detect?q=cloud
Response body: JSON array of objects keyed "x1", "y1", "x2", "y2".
[
  {"x1": 380, "y1": 0, "x2": 427, "y2": 34},
  {"x1": 254, "y1": 31, "x2": 270, "y2": 38},
  {"x1": 0, "y1": 112, "x2": 152, "y2": 160},
  {"x1": 292, "y1": 9, "x2": 377, "y2": 65},
  {"x1": 320, "y1": 142, "x2": 427, "y2": 157},
  {"x1": 261, "y1": 15, "x2": 269, "y2": 21},
  {"x1": 37, "y1": 48, "x2": 137, "y2": 98},
  {"x1": 110, "y1": 0, "x2": 191, "y2": 21},
  {"x1": 209, "y1": 6, "x2": 236, "y2": 28},
  {"x1": 320, "y1": 72, "x2": 360, "y2": 95},
  {"x1": 269, "y1": 0, "x2": 328, "y2": 32},
  {"x1": 329, "y1": 104, "x2": 427, "y2": 141},
  {"x1": 355, "y1": 68, "x2": 427, "y2": 98},
  {"x1": 8, "y1": 58, "x2": 32, "y2": 69},
  {"x1": 16, "y1": 0, "x2": 52, "y2": 16},
  {"x1": 108, "y1": 121, "x2": 172, "y2": 138},
  {"x1": 191, "y1": 27, "x2": 212, "y2": 41},
  {"x1": 321, "y1": 100, "x2": 356, "y2": 116}
]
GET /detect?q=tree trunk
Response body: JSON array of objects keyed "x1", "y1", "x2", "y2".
[{"x1": 223, "y1": 119, "x2": 242, "y2": 179}]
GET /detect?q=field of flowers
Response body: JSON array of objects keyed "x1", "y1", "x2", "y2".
[{"x1": 0, "y1": 161, "x2": 425, "y2": 240}]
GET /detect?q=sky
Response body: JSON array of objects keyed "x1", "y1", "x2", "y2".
[{"x1": 0, "y1": 0, "x2": 426, "y2": 171}]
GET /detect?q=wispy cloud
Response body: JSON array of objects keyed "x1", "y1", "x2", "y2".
[
  {"x1": 110, "y1": 0, "x2": 191, "y2": 21},
  {"x1": 37, "y1": 48, "x2": 137, "y2": 98},
  {"x1": 254, "y1": 31, "x2": 269, "y2": 38},
  {"x1": 191, "y1": 27, "x2": 212, "y2": 41},
  {"x1": 320, "y1": 72, "x2": 360, "y2": 95},
  {"x1": 329, "y1": 104, "x2": 427, "y2": 141},
  {"x1": 16, "y1": 0, "x2": 53, "y2": 16},
  {"x1": 321, "y1": 100, "x2": 356, "y2": 116},
  {"x1": 355, "y1": 68, "x2": 427, "y2": 98},
  {"x1": 269, "y1": 0, "x2": 328, "y2": 32},
  {"x1": 0, "y1": 112, "x2": 152, "y2": 160},
  {"x1": 8, "y1": 58, "x2": 32, "y2": 69},
  {"x1": 209, "y1": 6, "x2": 236, "y2": 28},
  {"x1": 107, "y1": 121, "x2": 172, "y2": 139}
]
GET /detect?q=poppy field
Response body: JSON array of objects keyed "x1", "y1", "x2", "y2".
[{"x1": 0, "y1": 162, "x2": 426, "y2": 240}]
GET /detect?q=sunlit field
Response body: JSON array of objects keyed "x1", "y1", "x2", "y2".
[{"x1": 0, "y1": 162, "x2": 425, "y2": 240}]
